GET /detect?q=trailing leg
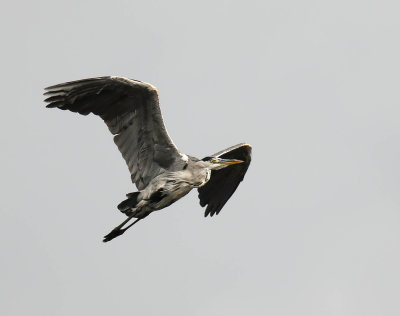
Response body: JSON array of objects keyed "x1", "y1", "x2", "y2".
[{"x1": 103, "y1": 216, "x2": 142, "y2": 242}]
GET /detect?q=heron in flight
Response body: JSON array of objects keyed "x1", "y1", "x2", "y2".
[{"x1": 44, "y1": 76, "x2": 252, "y2": 242}]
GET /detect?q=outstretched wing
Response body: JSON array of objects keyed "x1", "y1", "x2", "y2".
[
  {"x1": 44, "y1": 76, "x2": 185, "y2": 190},
  {"x1": 198, "y1": 143, "x2": 252, "y2": 217}
]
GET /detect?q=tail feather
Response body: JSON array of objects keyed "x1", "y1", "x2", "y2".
[{"x1": 118, "y1": 192, "x2": 140, "y2": 213}]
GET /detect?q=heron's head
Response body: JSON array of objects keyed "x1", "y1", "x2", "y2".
[{"x1": 202, "y1": 156, "x2": 244, "y2": 170}]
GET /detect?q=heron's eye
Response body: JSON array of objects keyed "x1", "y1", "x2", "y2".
[{"x1": 211, "y1": 158, "x2": 219, "y2": 163}]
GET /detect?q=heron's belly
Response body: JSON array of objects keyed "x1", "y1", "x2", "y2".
[
  {"x1": 136, "y1": 183, "x2": 192, "y2": 216},
  {"x1": 134, "y1": 169, "x2": 209, "y2": 216},
  {"x1": 154, "y1": 185, "x2": 192, "y2": 209}
]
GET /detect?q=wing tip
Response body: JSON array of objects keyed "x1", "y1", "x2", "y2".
[
  {"x1": 45, "y1": 101, "x2": 65, "y2": 108},
  {"x1": 44, "y1": 76, "x2": 111, "y2": 90},
  {"x1": 239, "y1": 143, "x2": 252, "y2": 153}
]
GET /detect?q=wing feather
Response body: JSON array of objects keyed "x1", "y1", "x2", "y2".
[
  {"x1": 198, "y1": 143, "x2": 252, "y2": 217},
  {"x1": 44, "y1": 76, "x2": 185, "y2": 190}
]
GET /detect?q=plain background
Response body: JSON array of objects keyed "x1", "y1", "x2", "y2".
[{"x1": 1, "y1": 1, "x2": 399, "y2": 315}]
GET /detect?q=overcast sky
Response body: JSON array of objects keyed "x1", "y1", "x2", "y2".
[{"x1": 1, "y1": 1, "x2": 400, "y2": 315}]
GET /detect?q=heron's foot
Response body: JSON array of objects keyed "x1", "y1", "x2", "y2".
[
  {"x1": 103, "y1": 228, "x2": 125, "y2": 242},
  {"x1": 102, "y1": 217, "x2": 142, "y2": 243}
]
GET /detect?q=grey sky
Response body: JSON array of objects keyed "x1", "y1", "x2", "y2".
[{"x1": 1, "y1": 0, "x2": 400, "y2": 315}]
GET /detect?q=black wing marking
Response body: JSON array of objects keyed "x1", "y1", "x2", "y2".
[
  {"x1": 44, "y1": 76, "x2": 184, "y2": 190},
  {"x1": 198, "y1": 143, "x2": 252, "y2": 217}
]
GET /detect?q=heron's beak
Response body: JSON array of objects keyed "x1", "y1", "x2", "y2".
[{"x1": 221, "y1": 159, "x2": 244, "y2": 166}]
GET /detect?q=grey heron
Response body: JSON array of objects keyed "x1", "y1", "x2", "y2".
[{"x1": 44, "y1": 76, "x2": 252, "y2": 242}]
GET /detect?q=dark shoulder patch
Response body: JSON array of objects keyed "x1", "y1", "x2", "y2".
[{"x1": 149, "y1": 188, "x2": 166, "y2": 203}]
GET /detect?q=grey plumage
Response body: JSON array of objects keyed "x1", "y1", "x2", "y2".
[{"x1": 44, "y1": 76, "x2": 252, "y2": 242}]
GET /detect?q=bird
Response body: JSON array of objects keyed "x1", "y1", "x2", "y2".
[{"x1": 44, "y1": 76, "x2": 252, "y2": 242}]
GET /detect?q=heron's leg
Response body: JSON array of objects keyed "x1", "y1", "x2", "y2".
[{"x1": 103, "y1": 216, "x2": 142, "y2": 243}]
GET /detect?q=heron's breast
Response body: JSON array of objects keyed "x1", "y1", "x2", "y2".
[{"x1": 191, "y1": 169, "x2": 211, "y2": 188}]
